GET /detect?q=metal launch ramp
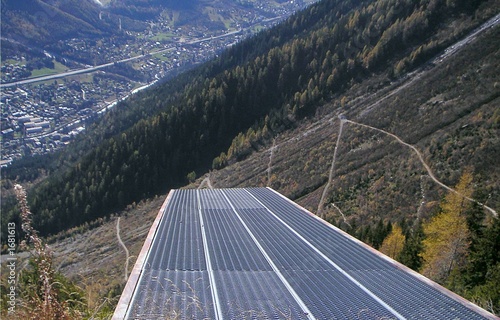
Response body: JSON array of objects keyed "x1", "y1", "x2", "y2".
[{"x1": 113, "y1": 188, "x2": 496, "y2": 319}]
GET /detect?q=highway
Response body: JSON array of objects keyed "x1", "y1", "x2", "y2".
[{"x1": 0, "y1": 29, "x2": 243, "y2": 89}]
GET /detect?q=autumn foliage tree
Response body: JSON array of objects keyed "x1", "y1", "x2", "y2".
[
  {"x1": 420, "y1": 172, "x2": 474, "y2": 283},
  {"x1": 379, "y1": 224, "x2": 405, "y2": 260}
]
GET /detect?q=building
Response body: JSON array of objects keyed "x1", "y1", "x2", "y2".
[
  {"x1": 1, "y1": 128, "x2": 14, "y2": 139},
  {"x1": 26, "y1": 127, "x2": 43, "y2": 135}
]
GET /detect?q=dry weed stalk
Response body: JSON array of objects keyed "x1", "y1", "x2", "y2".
[{"x1": 14, "y1": 184, "x2": 71, "y2": 320}]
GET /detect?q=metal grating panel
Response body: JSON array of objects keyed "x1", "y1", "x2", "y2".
[
  {"x1": 127, "y1": 270, "x2": 213, "y2": 319},
  {"x1": 283, "y1": 270, "x2": 394, "y2": 319},
  {"x1": 351, "y1": 269, "x2": 489, "y2": 320},
  {"x1": 214, "y1": 271, "x2": 309, "y2": 319},
  {"x1": 116, "y1": 188, "x2": 496, "y2": 320},
  {"x1": 246, "y1": 187, "x2": 393, "y2": 271},
  {"x1": 147, "y1": 189, "x2": 206, "y2": 271}
]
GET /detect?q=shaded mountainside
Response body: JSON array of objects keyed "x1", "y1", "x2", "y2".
[
  {"x1": 0, "y1": 0, "x2": 206, "y2": 49},
  {"x1": 0, "y1": 0, "x2": 312, "y2": 54},
  {"x1": 0, "y1": 0, "x2": 112, "y2": 45}
]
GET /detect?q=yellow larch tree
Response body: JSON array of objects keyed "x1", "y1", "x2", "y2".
[
  {"x1": 420, "y1": 171, "x2": 474, "y2": 283},
  {"x1": 379, "y1": 224, "x2": 405, "y2": 259}
]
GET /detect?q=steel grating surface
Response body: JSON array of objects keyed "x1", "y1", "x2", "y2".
[
  {"x1": 245, "y1": 188, "x2": 493, "y2": 320},
  {"x1": 146, "y1": 189, "x2": 206, "y2": 271},
  {"x1": 119, "y1": 188, "x2": 495, "y2": 320},
  {"x1": 127, "y1": 270, "x2": 213, "y2": 319}
]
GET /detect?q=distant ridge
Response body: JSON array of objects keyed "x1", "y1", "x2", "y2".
[{"x1": 1, "y1": 0, "x2": 108, "y2": 45}]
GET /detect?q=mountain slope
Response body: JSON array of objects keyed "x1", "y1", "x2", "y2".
[
  {"x1": 199, "y1": 20, "x2": 500, "y2": 313},
  {"x1": 42, "y1": 19, "x2": 499, "y2": 316},
  {"x1": 8, "y1": 0, "x2": 497, "y2": 237},
  {"x1": 207, "y1": 18, "x2": 500, "y2": 223},
  {"x1": 1, "y1": 0, "x2": 110, "y2": 45}
]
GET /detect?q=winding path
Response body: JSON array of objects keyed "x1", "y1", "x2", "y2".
[
  {"x1": 255, "y1": 15, "x2": 500, "y2": 220},
  {"x1": 317, "y1": 117, "x2": 346, "y2": 218},
  {"x1": 345, "y1": 119, "x2": 498, "y2": 217},
  {"x1": 198, "y1": 174, "x2": 214, "y2": 189},
  {"x1": 116, "y1": 217, "x2": 130, "y2": 282}
]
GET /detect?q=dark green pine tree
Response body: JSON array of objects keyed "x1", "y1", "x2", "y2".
[{"x1": 397, "y1": 220, "x2": 424, "y2": 271}]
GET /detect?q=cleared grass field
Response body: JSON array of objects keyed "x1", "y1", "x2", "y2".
[{"x1": 29, "y1": 60, "x2": 67, "y2": 78}]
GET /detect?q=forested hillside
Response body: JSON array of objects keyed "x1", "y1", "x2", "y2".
[
  {"x1": 201, "y1": 6, "x2": 500, "y2": 312},
  {"x1": 2, "y1": 0, "x2": 495, "y2": 237}
]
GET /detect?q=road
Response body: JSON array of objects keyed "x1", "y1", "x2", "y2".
[
  {"x1": 0, "y1": 48, "x2": 173, "y2": 88},
  {"x1": 0, "y1": 29, "x2": 243, "y2": 88}
]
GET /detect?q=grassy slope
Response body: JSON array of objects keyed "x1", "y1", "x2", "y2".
[{"x1": 49, "y1": 196, "x2": 164, "y2": 314}]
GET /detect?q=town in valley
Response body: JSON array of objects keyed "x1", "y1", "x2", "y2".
[{"x1": 1, "y1": 0, "x2": 317, "y2": 166}]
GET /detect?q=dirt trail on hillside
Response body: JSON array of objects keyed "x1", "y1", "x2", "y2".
[
  {"x1": 267, "y1": 139, "x2": 277, "y2": 187},
  {"x1": 254, "y1": 16, "x2": 500, "y2": 219},
  {"x1": 317, "y1": 118, "x2": 346, "y2": 218},
  {"x1": 198, "y1": 174, "x2": 214, "y2": 189},
  {"x1": 345, "y1": 119, "x2": 498, "y2": 217},
  {"x1": 117, "y1": 217, "x2": 130, "y2": 282}
]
